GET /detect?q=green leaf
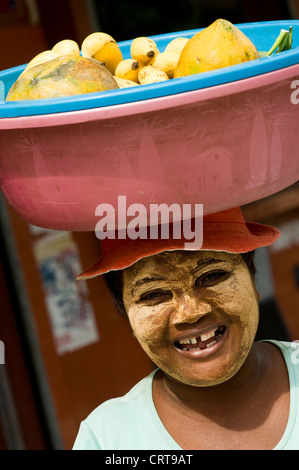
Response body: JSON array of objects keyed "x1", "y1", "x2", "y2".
[{"x1": 266, "y1": 29, "x2": 289, "y2": 56}]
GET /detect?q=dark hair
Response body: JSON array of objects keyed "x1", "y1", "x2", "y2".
[
  {"x1": 104, "y1": 269, "x2": 126, "y2": 317},
  {"x1": 104, "y1": 250, "x2": 256, "y2": 317}
]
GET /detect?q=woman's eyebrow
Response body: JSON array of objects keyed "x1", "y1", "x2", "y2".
[
  {"x1": 130, "y1": 258, "x2": 227, "y2": 294},
  {"x1": 131, "y1": 276, "x2": 165, "y2": 294},
  {"x1": 191, "y1": 258, "x2": 226, "y2": 274}
]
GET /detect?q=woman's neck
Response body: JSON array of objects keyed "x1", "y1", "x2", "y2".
[{"x1": 153, "y1": 342, "x2": 284, "y2": 418}]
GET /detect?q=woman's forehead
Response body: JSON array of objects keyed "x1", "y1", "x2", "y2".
[{"x1": 124, "y1": 250, "x2": 240, "y2": 280}]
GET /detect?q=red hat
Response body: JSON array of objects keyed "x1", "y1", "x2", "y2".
[{"x1": 77, "y1": 207, "x2": 280, "y2": 280}]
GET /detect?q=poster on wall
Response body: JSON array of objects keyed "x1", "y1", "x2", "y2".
[{"x1": 33, "y1": 231, "x2": 99, "y2": 355}]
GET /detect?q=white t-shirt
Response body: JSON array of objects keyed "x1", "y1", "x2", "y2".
[{"x1": 73, "y1": 341, "x2": 299, "y2": 450}]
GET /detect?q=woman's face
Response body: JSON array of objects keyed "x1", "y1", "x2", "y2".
[{"x1": 122, "y1": 250, "x2": 260, "y2": 387}]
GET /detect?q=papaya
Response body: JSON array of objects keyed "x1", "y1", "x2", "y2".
[
  {"x1": 174, "y1": 19, "x2": 259, "y2": 78},
  {"x1": 6, "y1": 54, "x2": 119, "y2": 101}
]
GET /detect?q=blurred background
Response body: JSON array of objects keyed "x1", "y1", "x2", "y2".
[{"x1": 0, "y1": 0, "x2": 298, "y2": 450}]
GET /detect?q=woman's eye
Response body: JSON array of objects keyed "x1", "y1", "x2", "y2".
[
  {"x1": 139, "y1": 290, "x2": 172, "y2": 304},
  {"x1": 195, "y1": 270, "x2": 231, "y2": 287}
]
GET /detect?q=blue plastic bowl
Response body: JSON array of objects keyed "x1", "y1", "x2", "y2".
[{"x1": 0, "y1": 20, "x2": 298, "y2": 118}]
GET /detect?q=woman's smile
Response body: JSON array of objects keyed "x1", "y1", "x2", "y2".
[
  {"x1": 173, "y1": 323, "x2": 227, "y2": 358},
  {"x1": 122, "y1": 250, "x2": 260, "y2": 387}
]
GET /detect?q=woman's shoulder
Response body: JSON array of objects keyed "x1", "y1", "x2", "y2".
[
  {"x1": 265, "y1": 340, "x2": 299, "y2": 450},
  {"x1": 87, "y1": 368, "x2": 158, "y2": 423},
  {"x1": 263, "y1": 339, "x2": 299, "y2": 380},
  {"x1": 265, "y1": 340, "x2": 299, "y2": 363},
  {"x1": 73, "y1": 369, "x2": 160, "y2": 450}
]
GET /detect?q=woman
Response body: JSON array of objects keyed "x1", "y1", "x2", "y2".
[{"x1": 73, "y1": 207, "x2": 299, "y2": 450}]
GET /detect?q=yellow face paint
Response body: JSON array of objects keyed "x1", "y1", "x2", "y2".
[{"x1": 123, "y1": 250, "x2": 259, "y2": 387}]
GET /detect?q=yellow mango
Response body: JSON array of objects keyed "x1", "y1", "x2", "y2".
[
  {"x1": 6, "y1": 55, "x2": 119, "y2": 101},
  {"x1": 174, "y1": 18, "x2": 259, "y2": 78}
]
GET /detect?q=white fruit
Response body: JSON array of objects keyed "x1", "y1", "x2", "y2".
[
  {"x1": 114, "y1": 76, "x2": 139, "y2": 88},
  {"x1": 81, "y1": 32, "x2": 123, "y2": 75},
  {"x1": 115, "y1": 58, "x2": 141, "y2": 83},
  {"x1": 81, "y1": 32, "x2": 114, "y2": 58},
  {"x1": 131, "y1": 37, "x2": 159, "y2": 64},
  {"x1": 164, "y1": 37, "x2": 189, "y2": 55},
  {"x1": 52, "y1": 39, "x2": 80, "y2": 56},
  {"x1": 138, "y1": 66, "x2": 169, "y2": 84},
  {"x1": 149, "y1": 51, "x2": 179, "y2": 78}
]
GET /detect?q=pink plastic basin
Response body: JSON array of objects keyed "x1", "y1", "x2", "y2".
[{"x1": 0, "y1": 64, "x2": 299, "y2": 231}]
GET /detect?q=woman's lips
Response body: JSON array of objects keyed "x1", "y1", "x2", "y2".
[{"x1": 173, "y1": 324, "x2": 227, "y2": 358}]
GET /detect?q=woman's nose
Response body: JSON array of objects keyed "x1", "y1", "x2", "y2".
[{"x1": 171, "y1": 294, "x2": 212, "y2": 325}]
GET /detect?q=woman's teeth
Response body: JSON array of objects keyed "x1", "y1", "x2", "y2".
[{"x1": 176, "y1": 326, "x2": 226, "y2": 351}]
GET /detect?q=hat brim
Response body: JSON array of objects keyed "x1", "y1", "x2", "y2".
[{"x1": 77, "y1": 218, "x2": 280, "y2": 280}]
